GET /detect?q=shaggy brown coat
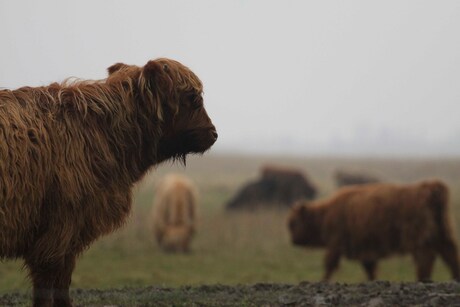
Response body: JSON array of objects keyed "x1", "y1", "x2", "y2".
[
  {"x1": 0, "y1": 58, "x2": 217, "y2": 307},
  {"x1": 151, "y1": 174, "x2": 198, "y2": 253},
  {"x1": 287, "y1": 180, "x2": 460, "y2": 281}
]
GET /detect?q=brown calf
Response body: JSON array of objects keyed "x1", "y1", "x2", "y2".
[
  {"x1": 0, "y1": 58, "x2": 217, "y2": 306},
  {"x1": 288, "y1": 180, "x2": 460, "y2": 281}
]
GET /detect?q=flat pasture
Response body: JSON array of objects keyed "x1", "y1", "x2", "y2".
[{"x1": 1, "y1": 154, "x2": 459, "y2": 294}]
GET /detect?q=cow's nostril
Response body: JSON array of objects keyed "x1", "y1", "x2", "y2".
[{"x1": 212, "y1": 130, "x2": 218, "y2": 140}]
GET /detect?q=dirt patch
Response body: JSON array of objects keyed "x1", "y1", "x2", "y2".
[{"x1": 1, "y1": 281, "x2": 460, "y2": 306}]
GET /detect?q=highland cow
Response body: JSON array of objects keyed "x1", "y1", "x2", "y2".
[
  {"x1": 0, "y1": 58, "x2": 217, "y2": 307},
  {"x1": 226, "y1": 165, "x2": 317, "y2": 210},
  {"x1": 287, "y1": 180, "x2": 460, "y2": 282},
  {"x1": 334, "y1": 169, "x2": 380, "y2": 188},
  {"x1": 151, "y1": 174, "x2": 198, "y2": 253}
]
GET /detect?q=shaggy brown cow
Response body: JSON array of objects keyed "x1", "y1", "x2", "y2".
[
  {"x1": 0, "y1": 58, "x2": 217, "y2": 307},
  {"x1": 287, "y1": 180, "x2": 460, "y2": 282},
  {"x1": 226, "y1": 165, "x2": 317, "y2": 210},
  {"x1": 151, "y1": 174, "x2": 198, "y2": 253}
]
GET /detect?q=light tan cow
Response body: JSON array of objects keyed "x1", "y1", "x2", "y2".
[{"x1": 151, "y1": 174, "x2": 198, "y2": 253}]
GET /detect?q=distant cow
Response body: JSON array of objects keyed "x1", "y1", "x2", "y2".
[
  {"x1": 151, "y1": 174, "x2": 198, "y2": 253},
  {"x1": 334, "y1": 170, "x2": 380, "y2": 188},
  {"x1": 287, "y1": 180, "x2": 460, "y2": 281},
  {"x1": 226, "y1": 165, "x2": 317, "y2": 210}
]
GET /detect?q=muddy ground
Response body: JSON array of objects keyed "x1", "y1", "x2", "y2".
[{"x1": 1, "y1": 281, "x2": 460, "y2": 306}]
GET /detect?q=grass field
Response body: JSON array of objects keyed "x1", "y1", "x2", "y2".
[{"x1": 1, "y1": 153, "x2": 460, "y2": 295}]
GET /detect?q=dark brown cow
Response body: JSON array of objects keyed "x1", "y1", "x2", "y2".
[
  {"x1": 334, "y1": 170, "x2": 380, "y2": 187},
  {"x1": 226, "y1": 165, "x2": 317, "y2": 210},
  {"x1": 0, "y1": 58, "x2": 217, "y2": 307},
  {"x1": 288, "y1": 180, "x2": 460, "y2": 282}
]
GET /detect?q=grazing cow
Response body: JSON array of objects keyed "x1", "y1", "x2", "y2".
[
  {"x1": 287, "y1": 180, "x2": 460, "y2": 281},
  {"x1": 151, "y1": 174, "x2": 198, "y2": 253},
  {"x1": 226, "y1": 165, "x2": 317, "y2": 210},
  {"x1": 0, "y1": 58, "x2": 217, "y2": 307},
  {"x1": 334, "y1": 170, "x2": 380, "y2": 188}
]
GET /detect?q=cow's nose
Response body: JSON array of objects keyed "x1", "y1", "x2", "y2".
[{"x1": 212, "y1": 130, "x2": 218, "y2": 140}]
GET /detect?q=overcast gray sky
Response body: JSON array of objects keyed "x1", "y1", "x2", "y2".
[{"x1": 1, "y1": 1, "x2": 459, "y2": 157}]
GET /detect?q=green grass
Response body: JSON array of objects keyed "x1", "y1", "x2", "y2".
[{"x1": 1, "y1": 154, "x2": 460, "y2": 294}]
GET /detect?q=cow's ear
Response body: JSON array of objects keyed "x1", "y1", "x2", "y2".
[
  {"x1": 138, "y1": 60, "x2": 176, "y2": 121},
  {"x1": 299, "y1": 203, "x2": 312, "y2": 218},
  {"x1": 142, "y1": 60, "x2": 174, "y2": 95},
  {"x1": 293, "y1": 202, "x2": 307, "y2": 217},
  {"x1": 107, "y1": 63, "x2": 129, "y2": 75}
]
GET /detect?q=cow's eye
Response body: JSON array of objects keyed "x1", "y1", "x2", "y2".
[{"x1": 191, "y1": 95, "x2": 203, "y2": 110}]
